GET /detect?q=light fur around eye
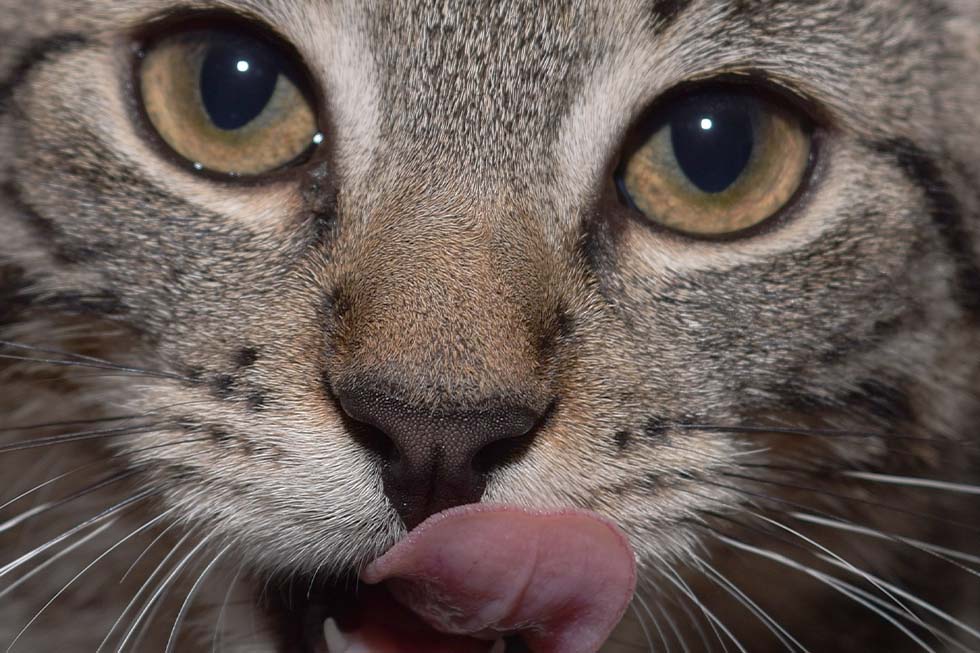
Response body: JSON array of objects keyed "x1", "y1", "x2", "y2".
[
  {"x1": 617, "y1": 89, "x2": 812, "y2": 237},
  {"x1": 138, "y1": 27, "x2": 320, "y2": 177}
]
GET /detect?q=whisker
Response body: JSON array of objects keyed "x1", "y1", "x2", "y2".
[
  {"x1": 819, "y1": 578, "x2": 973, "y2": 653},
  {"x1": 0, "y1": 398, "x2": 217, "y2": 442},
  {"x1": 211, "y1": 563, "x2": 244, "y2": 653},
  {"x1": 120, "y1": 520, "x2": 181, "y2": 584},
  {"x1": 662, "y1": 582, "x2": 715, "y2": 653},
  {"x1": 114, "y1": 535, "x2": 215, "y2": 652},
  {"x1": 677, "y1": 423, "x2": 976, "y2": 450},
  {"x1": 703, "y1": 507, "x2": 977, "y2": 651},
  {"x1": 0, "y1": 340, "x2": 191, "y2": 382},
  {"x1": 0, "y1": 488, "x2": 154, "y2": 579},
  {"x1": 0, "y1": 435, "x2": 211, "y2": 514},
  {"x1": 691, "y1": 476, "x2": 980, "y2": 589},
  {"x1": 702, "y1": 473, "x2": 969, "y2": 547},
  {"x1": 166, "y1": 542, "x2": 233, "y2": 653},
  {"x1": 647, "y1": 586, "x2": 691, "y2": 653},
  {"x1": 806, "y1": 549, "x2": 980, "y2": 643},
  {"x1": 788, "y1": 512, "x2": 980, "y2": 572},
  {"x1": 127, "y1": 578, "x2": 172, "y2": 652},
  {"x1": 0, "y1": 340, "x2": 132, "y2": 364},
  {"x1": 15, "y1": 372, "x2": 195, "y2": 386},
  {"x1": 0, "y1": 502, "x2": 55, "y2": 535},
  {"x1": 749, "y1": 513, "x2": 918, "y2": 622},
  {"x1": 0, "y1": 468, "x2": 145, "y2": 537},
  {"x1": 841, "y1": 471, "x2": 980, "y2": 496},
  {"x1": 691, "y1": 553, "x2": 807, "y2": 653},
  {"x1": 707, "y1": 532, "x2": 939, "y2": 653},
  {"x1": 98, "y1": 530, "x2": 195, "y2": 653},
  {"x1": 3, "y1": 511, "x2": 173, "y2": 652},
  {"x1": 0, "y1": 353, "x2": 188, "y2": 382},
  {"x1": 653, "y1": 601, "x2": 691, "y2": 653},
  {"x1": 0, "y1": 424, "x2": 163, "y2": 455},
  {"x1": 0, "y1": 415, "x2": 146, "y2": 435},
  {"x1": 685, "y1": 508, "x2": 971, "y2": 648},
  {"x1": 0, "y1": 518, "x2": 118, "y2": 602},
  {"x1": 628, "y1": 598, "x2": 660, "y2": 653},
  {"x1": 654, "y1": 556, "x2": 743, "y2": 653},
  {"x1": 719, "y1": 472, "x2": 980, "y2": 534}
]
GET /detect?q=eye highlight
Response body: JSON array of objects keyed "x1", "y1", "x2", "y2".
[
  {"x1": 615, "y1": 87, "x2": 813, "y2": 238},
  {"x1": 137, "y1": 21, "x2": 321, "y2": 177}
]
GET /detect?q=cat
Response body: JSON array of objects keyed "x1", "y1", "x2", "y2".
[{"x1": 1, "y1": 0, "x2": 978, "y2": 651}]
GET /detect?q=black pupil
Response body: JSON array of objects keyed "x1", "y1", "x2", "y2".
[
  {"x1": 670, "y1": 95, "x2": 755, "y2": 194},
  {"x1": 200, "y1": 36, "x2": 282, "y2": 131}
]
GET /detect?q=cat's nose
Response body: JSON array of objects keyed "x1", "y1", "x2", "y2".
[{"x1": 335, "y1": 385, "x2": 544, "y2": 529}]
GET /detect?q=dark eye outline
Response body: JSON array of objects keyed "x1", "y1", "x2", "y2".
[
  {"x1": 127, "y1": 10, "x2": 326, "y2": 184},
  {"x1": 612, "y1": 77, "x2": 825, "y2": 242}
]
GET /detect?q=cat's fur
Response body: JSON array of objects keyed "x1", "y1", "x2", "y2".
[{"x1": 1, "y1": 0, "x2": 979, "y2": 651}]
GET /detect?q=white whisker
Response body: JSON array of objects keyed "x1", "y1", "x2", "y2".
[
  {"x1": 692, "y1": 553, "x2": 808, "y2": 653},
  {"x1": 97, "y1": 530, "x2": 194, "y2": 653},
  {"x1": 120, "y1": 519, "x2": 181, "y2": 583},
  {"x1": 0, "y1": 491, "x2": 151, "y2": 579},
  {"x1": 0, "y1": 519, "x2": 114, "y2": 600},
  {"x1": 789, "y1": 512, "x2": 980, "y2": 573},
  {"x1": 662, "y1": 581, "x2": 716, "y2": 653},
  {"x1": 4, "y1": 512, "x2": 170, "y2": 652},
  {"x1": 842, "y1": 471, "x2": 980, "y2": 495},
  {"x1": 627, "y1": 602, "x2": 658, "y2": 652},
  {"x1": 711, "y1": 533, "x2": 942, "y2": 652},
  {"x1": 809, "y1": 550, "x2": 980, "y2": 642},
  {"x1": 211, "y1": 563, "x2": 244, "y2": 653},
  {"x1": 645, "y1": 579, "x2": 691, "y2": 653},
  {"x1": 632, "y1": 590, "x2": 668, "y2": 653},
  {"x1": 114, "y1": 534, "x2": 214, "y2": 652},
  {"x1": 0, "y1": 502, "x2": 54, "y2": 535},
  {"x1": 165, "y1": 542, "x2": 232, "y2": 653},
  {"x1": 824, "y1": 574, "x2": 973, "y2": 653},
  {"x1": 751, "y1": 513, "x2": 917, "y2": 621},
  {"x1": 656, "y1": 560, "x2": 746, "y2": 653}
]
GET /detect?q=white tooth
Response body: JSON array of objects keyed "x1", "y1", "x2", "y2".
[
  {"x1": 490, "y1": 638, "x2": 507, "y2": 653},
  {"x1": 323, "y1": 618, "x2": 351, "y2": 653}
]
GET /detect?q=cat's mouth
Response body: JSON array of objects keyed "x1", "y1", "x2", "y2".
[
  {"x1": 277, "y1": 580, "x2": 517, "y2": 653},
  {"x1": 273, "y1": 504, "x2": 637, "y2": 653}
]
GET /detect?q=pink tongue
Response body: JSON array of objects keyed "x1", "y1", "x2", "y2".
[{"x1": 361, "y1": 504, "x2": 636, "y2": 653}]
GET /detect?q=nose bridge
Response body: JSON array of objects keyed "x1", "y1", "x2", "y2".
[{"x1": 332, "y1": 191, "x2": 551, "y2": 408}]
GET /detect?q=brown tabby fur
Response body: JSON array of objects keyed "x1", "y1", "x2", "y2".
[{"x1": 1, "y1": 0, "x2": 978, "y2": 650}]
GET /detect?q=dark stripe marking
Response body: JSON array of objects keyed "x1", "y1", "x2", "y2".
[
  {"x1": 644, "y1": 416, "x2": 669, "y2": 438},
  {"x1": 651, "y1": 0, "x2": 689, "y2": 30},
  {"x1": 0, "y1": 180, "x2": 103, "y2": 264},
  {"x1": 0, "y1": 265, "x2": 31, "y2": 328},
  {"x1": 613, "y1": 429, "x2": 632, "y2": 450},
  {"x1": 0, "y1": 33, "x2": 89, "y2": 111},
  {"x1": 246, "y1": 390, "x2": 267, "y2": 411},
  {"x1": 210, "y1": 373, "x2": 236, "y2": 399},
  {"x1": 873, "y1": 137, "x2": 980, "y2": 317},
  {"x1": 235, "y1": 345, "x2": 260, "y2": 368}
]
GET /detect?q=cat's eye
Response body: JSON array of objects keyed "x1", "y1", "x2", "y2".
[
  {"x1": 137, "y1": 23, "x2": 321, "y2": 177},
  {"x1": 615, "y1": 88, "x2": 812, "y2": 237}
]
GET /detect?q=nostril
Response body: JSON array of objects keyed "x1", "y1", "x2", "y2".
[
  {"x1": 324, "y1": 382, "x2": 399, "y2": 463},
  {"x1": 472, "y1": 399, "x2": 555, "y2": 474},
  {"x1": 472, "y1": 435, "x2": 533, "y2": 475},
  {"x1": 331, "y1": 380, "x2": 551, "y2": 526},
  {"x1": 346, "y1": 418, "x2": 399, "y2": 465}
]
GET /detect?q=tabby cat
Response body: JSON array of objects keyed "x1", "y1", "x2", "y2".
[{"x1": 1, "y1": 1, "x2": 978, "y2": 651}]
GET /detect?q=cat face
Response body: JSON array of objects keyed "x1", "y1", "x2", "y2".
[{"x1": 1, "y1": 1, "x2": 978, "y2": 651}]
